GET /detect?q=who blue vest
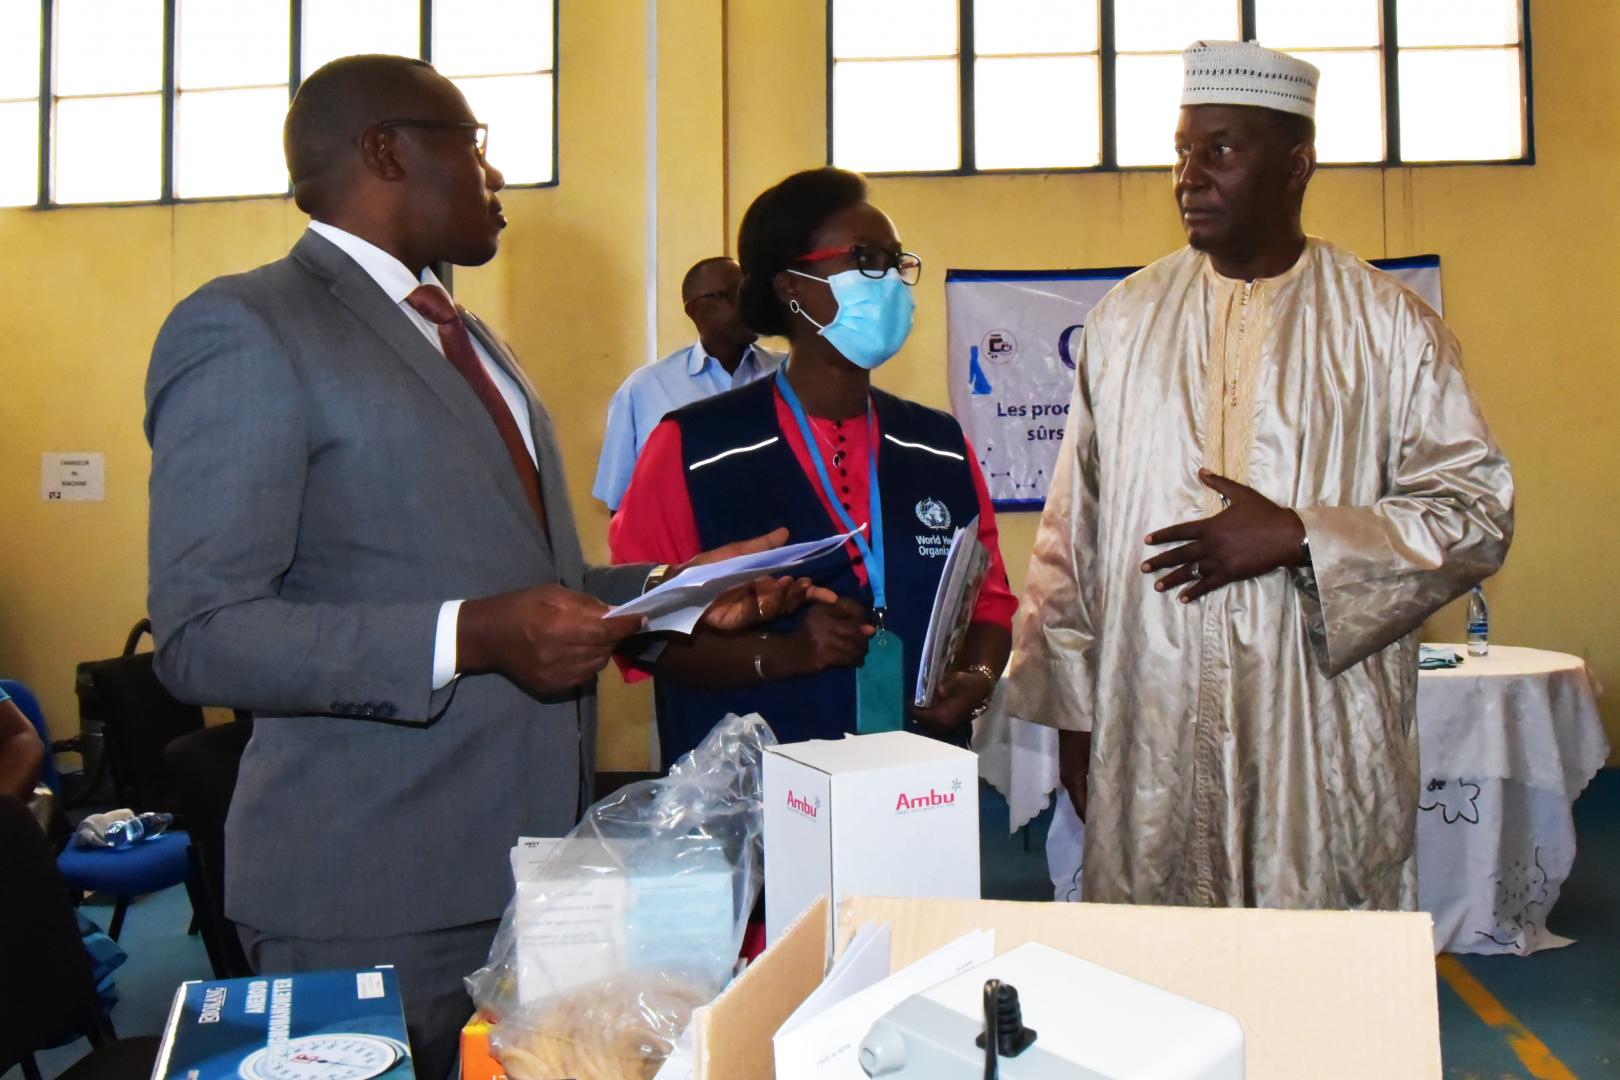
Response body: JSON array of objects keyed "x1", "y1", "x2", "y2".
[{"x1": 659, "y1": 377, "x2": 980, "y2": 767}]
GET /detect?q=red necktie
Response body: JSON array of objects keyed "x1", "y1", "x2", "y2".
[{"x1": 405, "y1": 284, "x2": 547, "y2": 532}]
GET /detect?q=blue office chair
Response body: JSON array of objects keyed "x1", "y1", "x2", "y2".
[
  {"x1": 2, "y1": 678, "x2": 196, "y2": 941},
  {"x1": 0, "y1": 795, "x2": 158, "y2": 1080}
]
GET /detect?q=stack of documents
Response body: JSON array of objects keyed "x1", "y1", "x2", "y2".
[
  {"x1": 607, "y1": 528, "x2": 860, "y2": 634},
  {"x1": 913, "y1": 517, "x2": 990, "y2": 707},
  {"x1": 773, "y1": 923, "x2": 995, "y2": 1078}
]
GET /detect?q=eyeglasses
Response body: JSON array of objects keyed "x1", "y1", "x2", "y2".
[
  {"x1": 794, "y1": 243, "x2": 922, "y2": 286},
  {"x1": 375, "y1": 119, "x2": 490, "y2": 157}
]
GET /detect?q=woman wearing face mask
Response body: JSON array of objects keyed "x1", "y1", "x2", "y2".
[{"x1": 611, "y1": 167, "x2": 1016, "y2": 767}]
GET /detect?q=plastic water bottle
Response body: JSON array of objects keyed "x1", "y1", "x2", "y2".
[
  {"x1": 104, "y1": 814, "x2": 145, "y2": 848},
  {"x1": 103, "y1": 811, "x2": 173, "y2": 849},
  {"x1": 1467, "y1": 586, "x2": 1489, "y2": 657}
]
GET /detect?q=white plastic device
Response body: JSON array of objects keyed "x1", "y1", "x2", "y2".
[{"x1": 858, "y1": 942, "x2": 1245, "y2": 1079}]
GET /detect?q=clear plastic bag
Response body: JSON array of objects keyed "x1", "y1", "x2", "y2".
[{"x1": 466, "y1": 712, "x2": 775, "y2": 1080}]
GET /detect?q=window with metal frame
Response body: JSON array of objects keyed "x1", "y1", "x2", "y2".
[
  {"x1": 432, "y1": 0, "x2": 556, "y2": 186},
  {"x1": 0, "y1": 0, "x2": 43, "y2": 206},
  {"x1": 53, "y1": 0, "x2": 165, "y2": 204},
  {"x1": 174, "y1": 0, "x2": 290, "y2": 199},
  {"x1": 6, "y1": 0, "x2": 556, "y2": 209},
  {"x1": 828, "y1": 0, "x2": 1532, "y2": 174}
]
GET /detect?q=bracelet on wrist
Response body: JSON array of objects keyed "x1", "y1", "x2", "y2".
[
  {"x1": 957, "y1": 663, "x2": 999, "y2": 686},
  {"x1": 753, "y1": 632, "x2": 771, "y2": 681},
  {"x1": 954, "y1": 663, "x2": 1000, "y2": 719}
]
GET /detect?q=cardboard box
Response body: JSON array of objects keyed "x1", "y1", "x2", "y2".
[
  {"x1": 763, "y1": 732, "x2": 980, "y2": 942},
  {"x1": 690, "y1": 896, "x2": 1442, "y2": 1079},
  {"x1": 152, "y1": 967, "x2": 414, "y2": 1080}
]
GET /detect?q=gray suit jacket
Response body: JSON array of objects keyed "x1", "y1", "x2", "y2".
[{"x1": 145, "y1": 230, "x2": 649, "y2": 939}]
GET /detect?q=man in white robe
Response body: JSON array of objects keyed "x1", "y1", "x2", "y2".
[{"x1": 1006, "y1": 41, "x2": 1514, "y2": 910}]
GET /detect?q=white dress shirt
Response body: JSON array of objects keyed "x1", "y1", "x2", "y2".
[{"x1": 307, "y1": 221, "x2": 534, "y2": 690}]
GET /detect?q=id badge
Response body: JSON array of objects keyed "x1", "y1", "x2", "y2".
[{"x1": 856, "y1": 629, "x2": 905, "y2": 734}]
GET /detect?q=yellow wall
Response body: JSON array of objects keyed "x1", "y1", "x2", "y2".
[
  {"x1": 2, "y1": 0, "x2": 1615, "y2": 768},
  {"x1": 0, "y1": 1, "x2": 659, "y2": 768}
]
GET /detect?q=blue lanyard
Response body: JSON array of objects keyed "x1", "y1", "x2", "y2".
[{"x1": 775, "y1": 366, "x2": 886, "y2": 617}]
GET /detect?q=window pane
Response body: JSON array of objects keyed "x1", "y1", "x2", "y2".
[
  {"x1": 975, "y1": 56, "x2": 1099, "y2": 168},
  {"x1": 1293, "y1": 49, "x2": 1383, "y2": 163},
  {"x1": 1115, "y1": 52, "x2": 1183, "y2": 166},
  {"x1": 1398, "y1": 47, "x2": 1523, "y2": 161},
  {"x1": 434, "y1": 0, "x2": 553, "y2": 76},
  {"x1": 1115, "y1": 0, "x2": 1239, "y2": 53},
  {"x1": 53, "y1": 93, "x2": 161, "y2": 203},
  {"x1": 0, "y1": 0, "x2": 42, "y2": 100},
  {"x1": 832, "y1": 0, "x2": 957, "y2": 59},
  {"x1": 177, "y1": 0, "x2": 289, "y2": 90},
  {"x1": 1256, "y1": 0, "x2": 1379, "y2": 49},
  {"x1": 974, "y1": 0, "x2": 1097, "y2": 56},
  {"x1": 1398, "y1": 0, "x2": 1519, "y2": 47},
  {"x1": 451, "y1": 73, "x2": 553, "y2": 184},
  {"x1": 832, "y1": 59, "x2": 959, "y2": 172},
  {"x1": 55, "y1": 0, "x2": 163, "y2": 96},
  {"x1": 0, "y1": 100, "x2": 38, "y2": 205},
  {"x1": 302, "y1": 0, "x2": 420, "y2": 76},
  {"x1": 175, "y1": 87, "x2": 289, "y2": 197}
]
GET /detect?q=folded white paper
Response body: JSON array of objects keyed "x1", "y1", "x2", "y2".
[
  {"x1": 607, "y1": 527, "x2": 860, "y2": 635},
  {"x1": 776, "y1": 922, "x2": 891, "y2": 1040},
  {"x1": 773, "y1": 927, "x2": 995, "y2": 1079}
]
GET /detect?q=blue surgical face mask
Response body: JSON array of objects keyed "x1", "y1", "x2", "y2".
[{"x1": 787, "y1": 267, "x2": 916, "y2": 370}]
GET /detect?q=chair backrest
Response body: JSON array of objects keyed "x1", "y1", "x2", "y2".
[
  {"x1": 0, "y1": 679, "x2": 61, "y2": 795},
  {"x1": 164, "y1": 719, "x2": 255, "y2": 977},
  {"x1": 0, "y1": 795, "x2": 109, "y2": 1071},
  {"x1": 75, "y1": 653, "x2": 203, "y2": 814}
]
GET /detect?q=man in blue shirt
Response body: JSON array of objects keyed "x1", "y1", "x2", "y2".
[{"x1": 593, "y1": 256, "x2": 782, "y2": 510}]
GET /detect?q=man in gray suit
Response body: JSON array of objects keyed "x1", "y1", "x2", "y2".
[{"x1": 145, "y1": 55, "x2": 802, "y2": 1080}]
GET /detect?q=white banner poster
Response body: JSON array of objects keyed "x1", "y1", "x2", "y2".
[{"x1": 946, "y1": 256, "x2": 1442, "y2": 510}]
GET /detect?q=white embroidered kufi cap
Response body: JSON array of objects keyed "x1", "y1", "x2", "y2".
[{"x1": 1180, "y1": 40, "x2": 1319, "y2": 120}]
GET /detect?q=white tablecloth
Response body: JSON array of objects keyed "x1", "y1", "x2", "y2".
[{"x1": 974, "y1": 644, "x2": 1610, "y2": 954}]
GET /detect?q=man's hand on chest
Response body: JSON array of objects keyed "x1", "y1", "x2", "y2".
[{"x1": 1139, "y1": 468, "x2": 1308, "y2": 603}]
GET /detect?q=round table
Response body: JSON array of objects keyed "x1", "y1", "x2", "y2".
[
  {"x1": 974, "y1": 644, "x2": 1610, "y2": 954},
  {"x1": 1412, "y1": 645, "x2": 1608, "y2": 953}
]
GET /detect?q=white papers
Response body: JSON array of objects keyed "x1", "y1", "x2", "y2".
[
  {"x1": 913, "y1": 517, "x2": 989, "y2": 706},
  {"x1": 773, "y1": 927, "x2": 995, "y2": 1079},
  {"x1": 512, "y1": 876, "x2": 630, "y2": 1005},
  {"x1": 507, "y1": 840, "x2": 737, "y2": 1006},
  {"x1": 510, "y1": 836, "x2": 563, "y2": 884},
  {"x1": 776, "y1": 922, "x2": 892, "y2": 1039},
  {"x1": 607, "y1": 527, "x2": 861, "y2": 635}
]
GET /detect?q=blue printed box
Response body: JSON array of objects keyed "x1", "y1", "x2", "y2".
[{"x1": 152, "y1": 967, "x2": 415, "y2": 1080}]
